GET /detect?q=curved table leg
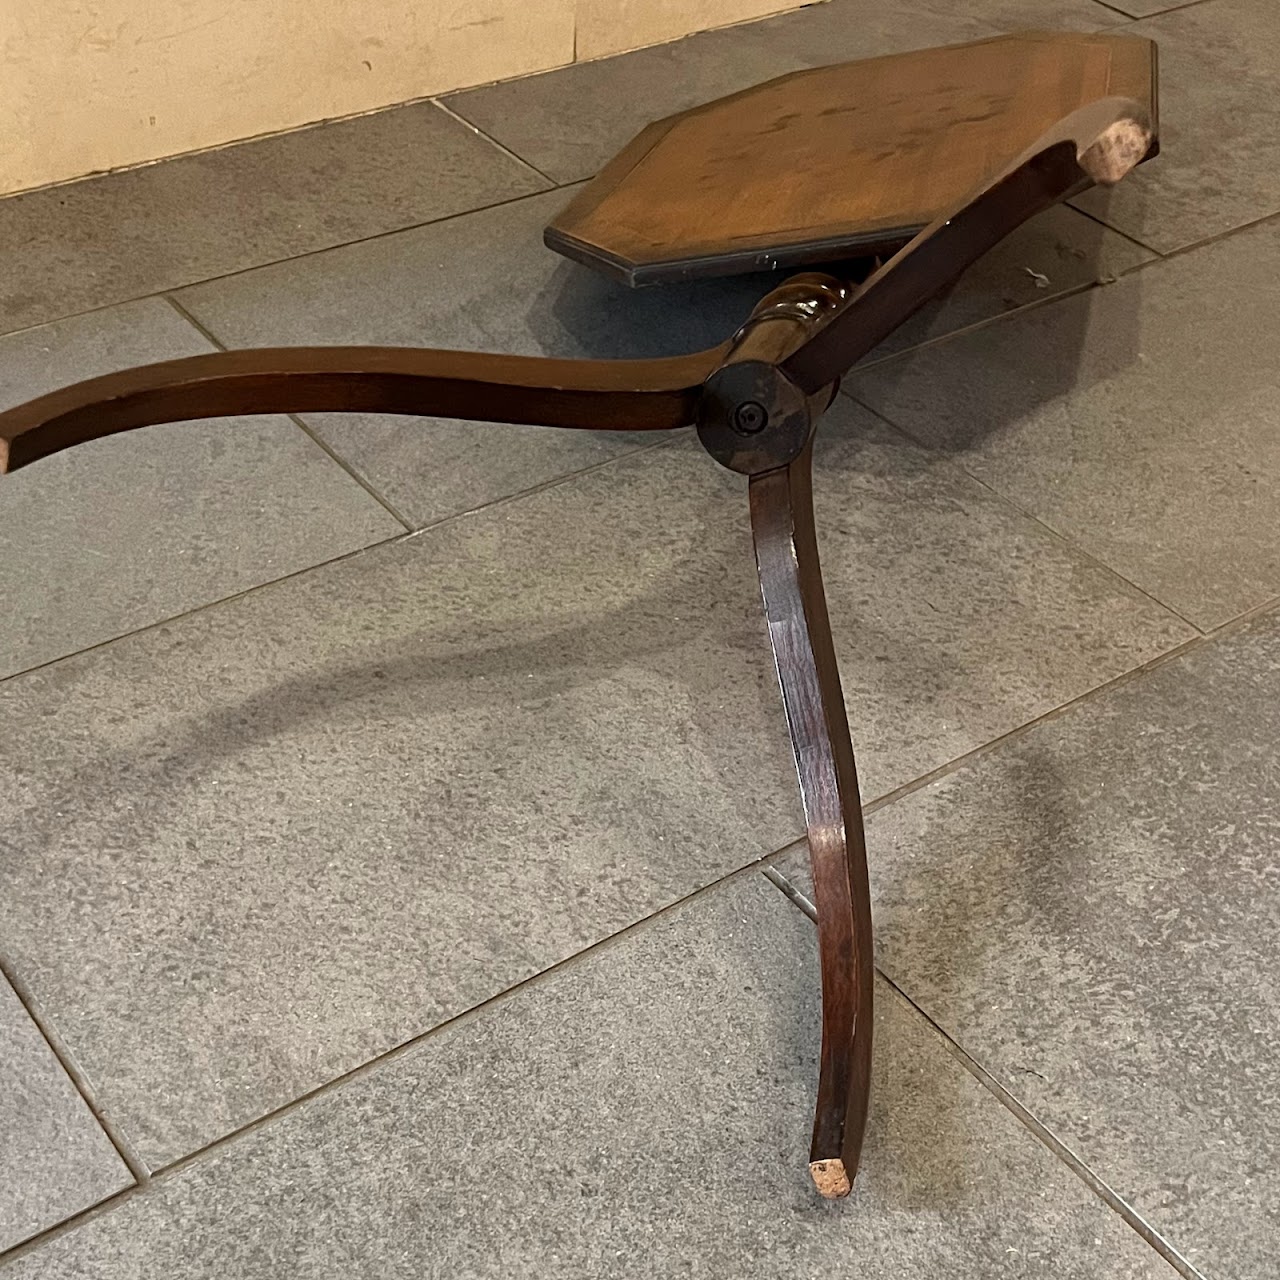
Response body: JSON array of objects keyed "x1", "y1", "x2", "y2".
[{"x1": 749, "y1": 440, "x2": 874, "y2": 1199}]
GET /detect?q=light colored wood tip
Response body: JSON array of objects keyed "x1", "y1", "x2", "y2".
[
  {"x1": 809, "y1": 1158, "x2": 852, "y2": 1199},
  {"x1": 1079, "y1": 118, "x2": 1151, "y2": 185},
  {"x1": 0, "y1": 439, "x2": 9, "y2": 474}
]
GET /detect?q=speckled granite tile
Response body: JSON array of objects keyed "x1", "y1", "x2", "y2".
[
  {"x1": 0, "y1": 298, "x2": 401, "y2": 679},
  {"x1": 852, "y1": 216, "x2": 1280, "y2": 629},
  {"x1": 0, "y1": 103, "x2": 545, "y2": 336},
  {"x1": 866, "y1": 204, "x2": 1153, "y2": 362},
  {"x1": 775, "y1": 606, "x2": 1280, "y2": 1279},
  {"x1": 0, "y1": 877, "x2": 1177, "y2": 1280},
  {"x1": 0, "y1": 974, "x2": 131, "y2": 1251},
  {"x1": 175, "y1": 189, "x2": 766, "y2": 530},
  {"x1": 1072, "y1": 0, "x2": 1280, "y2": 252},
  {"x1": 0, "y1": 415, "x2": 1187, "y2": 1165}
]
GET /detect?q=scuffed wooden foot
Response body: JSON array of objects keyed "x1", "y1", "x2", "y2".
[{"x1": 809, "y1": 1158, "x2": 852, "y2": 1200}]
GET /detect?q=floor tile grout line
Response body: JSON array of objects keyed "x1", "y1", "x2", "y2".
[
  {"x1": 760, "y1": 862, "x2": 813, "y2": 914},
  {"x1": 1129, "y1": 0, "x2": 1227, "y2": 13},
  {"x1": 758, "y1": 591, "x2": 1280, "y2": 844},
  {"x1": 1088, "y1": 0, "x2": 1144, "y2": 20},
  {"x1": 1066, "y1": 201, "x2": 1164, "y2": 257},
  {"x1": 1092, "y1": 0, "x2": 1222, "y2": 17},
  {"x1": 760, "y1": 864, "x2": 816, "y2": 920},
  {"x1": 0, "y1": 86, "x2": 557, "y2": 204},
  {"x1": 1076, "y1": 204, "x2": 1280, "y2": 278},
  {"x1": 0, "y1": 182, "x2": 576, "y2": 347},
  {"x1": 10, "y1": 187, "x2": 1279, "y2": 392},
  {"x1": 0, "y1": 532, "x2": 410, "y2": 690},
  {"x1": 403, "y1": 431, "x2": 686, "y2": 539},
  {"x1": 757, "y1": 869, "x2": 1206, "y2": 1279},
  {"x1": 5, "y1": 600, "x2": 1275, "y2": 1269},
  {"x1": 851, "y1": 201, "x2": 1280, "y2": 377},
  {"x1": 146, "y1": 859, "x2": 773, "y2": 1180},
  {"x1": 161, "y1": 294, "x2": 417, "y2": 531},
  {"x1": 0, "y1": 1186, "x2": 139, "y2": 1271},
  {"x1": 849, "y1": 394, "x2": 1206, "y2": 634},
  {"x1": 0, "y1": 854, "x2": 778, "y2": 1269},
  {"x1": 849, "y1": 278, "x2": 1104, "y2": 374},
  {"x1": 1140, "y1": 202, "x2": 1280, "y2": 265},
  {"x1": 147, "y1": 288, "x2": 695, "y2": 563},
  {"x1": 0, "y1": 956, "x2": 149, "y2": 1186},
  {"x1": 957, "y1": 469, "x2": 1204, "y2": 633},
  {"x1": 285, "y1": 410, "x2": 417, "y2": 529},
  {"x1": 857, "y1": 633, "x2": 1201, "y2": 814},
  {"x1": 161, "y1": 293, "x2": 686, "y2": 543},
  {"x1": 0, "y1": 431, "x2": 686, "y2": 693},
  {"x1": 874, "y1": 970, "x2": 1210, "y2": 1280},
  {"x1": 431, "y1": 98, "x2": 558, "y2": 187}
]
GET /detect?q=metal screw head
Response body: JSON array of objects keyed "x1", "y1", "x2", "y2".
[{"x1": 732, "y1": 401, "x2": 768, "y2": 435}]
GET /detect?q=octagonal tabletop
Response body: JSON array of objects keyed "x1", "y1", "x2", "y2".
[{"x1": 544, "y1": 31, "x2": 1157, "y2": 286}]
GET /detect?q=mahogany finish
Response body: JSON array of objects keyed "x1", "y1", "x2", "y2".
[
  {"x1": 750, "y1": 443, "x2": 874, "y2": 1198},
  {"x1": 545, "y1": 31, "x2": 1157, "y2": 285},
  {"x1": 0, "y1": 346, "x2": 716, "y2": 474},
  {"x1": 0, "y1": 38, "x2": 1158, "y2": 1200}
]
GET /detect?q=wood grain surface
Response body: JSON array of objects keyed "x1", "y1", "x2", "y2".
[{"x1": 546, "y1": 31, "x2": 1156, "y2": 284}]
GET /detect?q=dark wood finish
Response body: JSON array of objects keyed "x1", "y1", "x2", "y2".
[
  {"x1": 0, "y1": 48, "x2": 1159, "y2": 1201},
  {"x1": 697, "y1": 273, "x2": 849, "y2": 474},
  {"x1": 783, "y1": 96, "x2": 1155, "y2": 394},
  {"x1": 750, "y1": 442, "x2": 874, "y2": 1199},
  {"x1": 0, "y1": 345, "x2": 719, "y2": 474},
  {"x1": 546, "y1": 31, "x2": 1156, "y2": 285},
  {"x1": 694, "y1": 96, "x2": 1154, "y2": 1198}
]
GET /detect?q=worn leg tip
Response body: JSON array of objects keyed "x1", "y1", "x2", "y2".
[
  {"x1": 809, "y1": 1158, "x2": 852, "y2": 1199},
  {"x1": 1079, "y1": 118, "x2": 1152, "y2": 185}
]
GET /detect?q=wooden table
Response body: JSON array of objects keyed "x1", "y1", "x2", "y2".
[{"x1": 0, "y1": 30, "x2": 1158, "y2": 1199}]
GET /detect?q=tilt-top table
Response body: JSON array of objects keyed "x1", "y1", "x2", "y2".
[{"x1": 0, "y1": 30, "x2": 1158, "y2": 1198}]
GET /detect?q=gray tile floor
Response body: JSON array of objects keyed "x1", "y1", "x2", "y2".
[{"x1": 1, "y1": 0, "x2": 1276, "y2": 1275}]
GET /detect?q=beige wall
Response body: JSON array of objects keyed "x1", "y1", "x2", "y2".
[{"x1": 1, "y1": 0, "x2": 799, "y2": 197}]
